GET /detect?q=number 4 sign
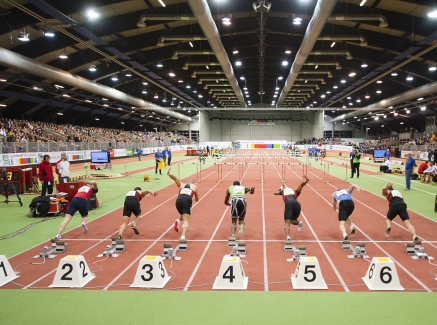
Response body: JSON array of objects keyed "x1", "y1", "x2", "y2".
[
  {"x1": 49, "y1": 255, "x2": 95, "y2": 288},
  {"x1": 213, "y1": 255, "x2": 248, "y2": 290},
  {"x1": 0, "y1": 255, "x2": 19, "y2": 287},
  {"x1": 291, "y1": 256, "x2": 328, "y2": 289},
  {"x1": 362, "y1": 257, "x2": 404, "y2": 290}
]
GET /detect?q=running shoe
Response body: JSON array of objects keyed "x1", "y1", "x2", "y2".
[
  {"x1": 82, "y1": 223, "x2": 88, "y2": 234},
  {"x1": 298, "y1": 221, "x2": 303, "y2": 232},
  {"x1": 231, "y1": 234, "x2": 236, "y2": 238},
  {"x1": 54, "y1": 234, "x2": 61, "y2": 241},
  {"x1": 238, "y1": 225, "x2": 244, "y2": 237},
  {"x1": 118, "y1": 234, "x2": 122, "y2": 240},
  {"x1": 174, "y1": 219, "x2": 180, "y2": 232},
  {"x1": 413, "y1": 235, "x2": 419, "y2": 241},
  {"x1": 132, "y1": 225, "x2": 139, "y2": 235},
  {"x1": 350, "y1": 226, "x2": 356, "y2": 238},
  {"x1": 385, "y1": 226, "x2": 391, "y2": 238},
  {"x1": 343, "y1": 233, "x2": 348, "y2": 240}
]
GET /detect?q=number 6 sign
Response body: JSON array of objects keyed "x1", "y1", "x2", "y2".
[{"x1": 362, "y1": 257, "x2": 404, "y2": 290}]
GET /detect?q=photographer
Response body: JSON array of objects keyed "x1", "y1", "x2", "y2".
[{"x1": 38, "y1": 154, "x2": 54, "y2": 196}]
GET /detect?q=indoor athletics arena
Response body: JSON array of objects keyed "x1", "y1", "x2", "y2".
[{"x1": 1, "y1": 0, "x2": 437, "y2": 324}]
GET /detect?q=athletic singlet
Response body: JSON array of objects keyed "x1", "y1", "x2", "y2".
[
  {"x1": 75, "y1": 185, "x2": 98, "y2": 200},
  {"x1": 387, "y1": 190, "x2": 404, "y2": 206},
  {"x1": 178, "y1": 184, "x2": 194, "y2": 198},
  {"x1": 125, "y1": 190, "x2": 142, "y2": 201},
  {"x1": 281, "y1": 187, "x2": 299, "y2": 203},
  {"x1": 228, "y1": 185, "x2": 246, "y2": 198},
  {"x1": 333, "y1": 189, "x2": 352, "y2": 203}
]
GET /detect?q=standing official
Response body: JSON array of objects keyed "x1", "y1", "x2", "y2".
[
  {"x1": 167, "y1": 148, "x2": 172, "y2": 166},
  {"x1": 351, "y1": 149, "x2": 361, "y2": 178},
  {"x1": 404, "y1": 153, "x2": 416, "y2": 190},
  {"x1": 55, "y1": 152, "x2": 70, "y2": 184},
  {"x1": 154, "y1": 150, "x2": 163, "y2": 175},
  {"x1": 38, "y1": 154, "x2": 54, "y2": 196}
]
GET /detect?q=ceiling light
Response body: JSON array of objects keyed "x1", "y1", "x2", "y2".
[
  {"x1": 347, "y1": 97, "x2": 351, "y2": 99},
  {"x1": 360, "y1": 0, "x2": 367, "y2": 6},
  {"x1": 154, "y1": 94, "x2": 159, "y2": 99},
  {"x1": 330, "y1": 41, "x2": 336, "y2": 48},
  {"x1": 365, "y1": 94, "x2": 370, "y2": 99},
  {"x1": 111, "y1": 75, "x2": 118, "y2": 81},
  {"x1": 429, "y1": 66, "x2": 437, "y2": 71},
  {"x1": 162, "y1": 98, "x2": 167, "y2": 103},
  {"x1": 349, "y1": 72, "x2": 356, "y2": 77},
  {"x1": 189, "y1": 42, "x2": 194, "y2": 48},
  {"x1": 428, "y1": 9, "x2": 437, "y2": 17},
  {"x1": 157, "y1": 62, "x2": 163, "y2": 68},
  {"x1": 326, "y1": 91, "x2": 331, "y2": 94},
  {"x1": 400, "y1": 122, "x2": 404, "y2": 124},
  {"x1": 59, "y1": 51, "x2": 68, "y2": 59},
  {"x1": 158, "y1": 0, "x2": 166, "y2": 7},
  {"x1": 391, "y1": 72, "x2": 398, "y2": 76},
  {"x1": 285, "y1": 49, "x2": 291, "y2": 54},
  {"x1": 169, "y1": 71, "x2": 176, "y2": 77},
  {"x1": 222, "y1": 16, "x2": 231, "y2": 25},
  {"x1": 376, "y1": 80, "x2": 382, "y2": 83},
  {"x1": 85, "y1": 99, "x2": 92, "y2": 103},
  {"x1": 57, "y1": 112, "x2": 63, "y2": 115},
  {"x1": 142, "y1": 80, "x2": 148, "y2": 85},
  {"x1": 193, "y1": 90, "x2": 197, "y2": 93},
  {"x1": 421, "y1": 106, "x2": 426, "y2": 111},
  {"x1": 233, "y1": 49, "x2": 239, "y2": 54},
  {"x1": 393, "y1": 112, "x2": 398, "y2": 116},
  {"x1": 125, "y1": 72, "x2": 132, "y2": 77},
  {"x1": 86, "y1": 9, "x2": 99, "y2": 19},
  {"x1": 240, "y1": 76, "x2": 245, "y2": 80},
  {"x1": 406, "y1": 75, "x2": 413, "y2": 81},
  {"x1": 103, "y1": 104, "x2": 108, "y2": 107},
  {"x1": 278, "y1": 76, "x2": 283, "y2": 80},
  {"x1": 333, "y1": 85, "x2": 338, "y2": 89},
  {"x1": 406, "y1": 109, "x2": 410, "y2": 113},
  {"x1": 43, "y1": 29, "x2": 54, "y2": 37},
  {"x1": 374, "y1": 116, "x2": 379, "y2": 120},
  {"x1": 341, "y1": 79, "x2": 346, "y2": 83},
  {"x1": 361, "y1": 63, "x2": 368, "y2": 68},
  {"x1": 282, "y1": 61, "x2": 288, "y2": 66},
  {"x1": 315, "y1": 65, "x2": 318, "y2": 69},
  {"x1": 293, "y1": 17, "x2": 302, "y2": 25},
  {"x1": 54, "y1": 84, "x2": 64, "y2": 89},
  {"x1": 356, "y1": 99, "x2": 361, "y2": 102},
  {"x1": 95, "y1": 117, "x2": 99, "y2": 121},
  {"x1": 349, "y1": 102, "x2": 353, "y2": 106},
  {"x1": 376, "y1": 89, "x2": 381, "y2": 93},
  {"x1": 89, "y1": 64, "x2": 96, "y2": 72},
  {"x1": 236, "y1": 61, "x2": 242, "y2": 66},
  {"x1": 142, "y1": 89, "x2": 148, "y2": 94},
  {"x1": 121, "y1": 122, "x2": 125, "y2": 124},
  {"x1": 186, "y1": 85, "x2": 191, "y2": 89},
  {"x1": 178, "y1": 79, "x2": 183, "y2": 83},
  {"x1": 18, "y1": 30, "x2": 30, "y2": 41}
]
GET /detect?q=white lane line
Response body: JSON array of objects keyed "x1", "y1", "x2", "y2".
[{"x1": 261, "y1": 161, "x2": 269, "y2": 291}]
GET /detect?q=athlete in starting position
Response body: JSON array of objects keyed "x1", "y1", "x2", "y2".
[
  {"x1": 274, "y1": 175, "x2": 309, "y2": 241},
  {"x1": 382, "y1": 182, "x2": 418, "y2": 241},
  {"x1": 168, "y1": 168, "x2": 199, "y2": 240},
  {"x1": 332, "y1": 184, "x2": 360, "y2": 240},
  {"x1": 224, "y1": 181, "x2": 255, "y2": 237},
  {"x1": 118, "y1": 187, "x2": 158, "y2": 239}
]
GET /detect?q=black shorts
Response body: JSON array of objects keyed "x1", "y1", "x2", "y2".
[
  {"x1": 123, "y1": 197, "x2": 141, "y2": 218},
  {"x1": 387, "y1": 203, "x2": 409, "y2": 221},
  {"x1": 338, "y1": 200, "x2": 354, "y2": 221},
  {"x1": 66, "y1": 197, "x2": 88, "y2": 217},
  {"x1": 230, "y1": 197, "x2": 246, "y2": 220},
  {"x1": 284, "y1": 200, "x2": 301, "y2": 221},
  {"x1": 176, "y1": 196, "x2": 192, "y2": 215}
]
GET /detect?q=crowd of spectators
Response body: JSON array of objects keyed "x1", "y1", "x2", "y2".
[
  {"x1": 294, "y1": 137, "x2": 343, "y2": 145},
  {"x1": 0, "y1": 118, "x2": 194, "y2": 153}
]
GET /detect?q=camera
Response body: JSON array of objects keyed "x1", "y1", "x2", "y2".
[{"x1": 0, "y1": 168, "x2": 7, "y2": 180}]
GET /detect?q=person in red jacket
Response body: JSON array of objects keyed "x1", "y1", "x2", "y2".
[{"x1": 38, "y1": 154, "x2": 54, "y2": 196}]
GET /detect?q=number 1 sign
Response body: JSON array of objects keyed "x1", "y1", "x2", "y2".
[{"x1": 0, "y1": 255, "x2": 19, "y2": 287}]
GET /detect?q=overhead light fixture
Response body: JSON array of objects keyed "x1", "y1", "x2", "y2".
[
  {"x1": 428, "y1": 9, "x2": 437, "y2": 17},
  {"x1": 235, "y1": 61, "x2": 242, "y2": 66},
  {"x1": 417, "y1": 97, "x2": 423, "y2": 100},
  {"x1": 376, "y1": 80, "x2": 382, "y2": 84},
  {"x1": 406, "y1": 109, "x2": 410, "y2": 114},
  {"x1": 349, "y1": 72, "x2": 356, "y2": 77},
  {"x1": 240, "y1": 76, "x2": 245, "y2": 80},
  {"x1": 142, "y1": 89, "x2": 148, "y2": 94},
  {"x1": 178, "y1": 79, "x2": 183, "y2": 83},
  {"x1": 169, "y1": 71, "x2": 176, "y2": 77},
  {"x1": 54, "y1": 84, "x2": 64, "y2": 89},
  {"x1": 89, "y1": 64, "x2": 97, "y2": 71},
  {"x1": 86, "y1": 9, "x2": 99, "y2": 19},
  {"x1": 43, "y1": 28, "x2": 54, "y2": 37},
  {"x1": 282, "y1": 61, "x2": 288, "y2": 66},
  {"x1": 391, "y1": 72, "x2": 398, "y2": 76},
  {"x1": 111, "y1": 75, "x2": 118, "y2": 81},
  {"x1": 189, "y1": 42, "x2": 194, "y2": 48},
  {"x1": 429, "y1": 65, "x2": 437, "y2": 71},
  {"x1": 376, "y1": 89, "x2": 382, "y2": 94},
  {"x1": 333, "y1": 85, "x2": 338, "y2": 89},
  {"x1": 285, "y1": 49, "x2": 291, "y2": 54},
  {"x1": 18, "y1": 30, "x2": 30, "y2": 41},
  {"x1": 278, "y1": 76, "x2": 283, "y2": 80},
  {"x1": 406, "y1": 75, "x2": 413, "y2": 81},
  {"x1": 158, "y1": 0, "x2": 166, "y2": 7},
  {"x1": 186, "y1": 85, "x2": 191, "y2": 89},
  {"x1": 59, "y1": 50, "x2": 68, "y2": 59},
  {"x1": 85, "y1": 99, "x2": 92, "y2": 103},
  {"x1": 95, "y1": 118, "x2": 99, "y2": 121},
  {"x1": 293, "y1": 17, "x2": 302, "y2": 25},
  {"x1": 400, "y1": 122, "x2": 404, "y2": 124},
  {"x1": 330, "y1": 41, "x2": 336, "y2": 48},
  {"x1": 157, "y1": 62, "x2": 163, "y2": 68},
  {"x1": 142, "y1": 80, "x2": 148, "y2": 86},
  {"x1": 102, "y1": 98, "x2": 108, "y2": 101},
  {"x1": 154, "y1": 94, "x2": 159, "y2": 99},
  {"x1": 341, "y1": 79, "x2": 346, "y2": 83},
  {"x1": 57, "y1": 112, "x2": 63, "y2": 115},
  {"x1": 315, "y1": 65, "x2": 318, "y2": 69},
  {"x1": 421, "y1": 106, "x2": 426, "y2": 111},
  {"x1": 121, "y1": 122, "x2": 125, "y2": 124},
  {"x1": 222, "y1": 16, "x2": 231, "y2": 25},
  {"x1": 361, "y1": 63, "x2": 368, "y2": 68},
  {"x1": 233, "y1": 49, "x2": 239, "y2": 54},
  {"x1": 360, "y1": 0, "x2": 367, "y2": 6},
  {"x1": 125, "y1": 72, "x2": 132, "y2": 77}
]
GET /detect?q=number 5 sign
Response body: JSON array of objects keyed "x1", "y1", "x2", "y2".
[
  {"x1": 50, "y1": 255, "x2": 95, "y2": 288},
  {"x1": 362, "y1": 257, "x2": 404, "y2": 290},
  {"x1": 291, "y1": 256, "x2": 328, "y2": 289}
]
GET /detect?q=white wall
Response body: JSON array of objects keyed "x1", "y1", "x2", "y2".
[{"x1": 324, "y1": 115, "x2": 365, "y2": 138}]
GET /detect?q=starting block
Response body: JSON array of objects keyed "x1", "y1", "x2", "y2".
[
  {"x1": 406, "y1": 241, "x2": 429, "y2": 259},
  {"x1": 229, "y1": 242, "x2": 246, "y2": 257},
  {"x1": 0, "y1": 255, "x2": 19, "y2": 287},
  {"x1": 362, "y1": 257, "x2": 404, "y2": 290},
  {"x1": 49, "y1": 255, "x2": 95, "y2": 288},
  {"x1": 162, "y1": 243, "x2": 182, "y2": 260},
  {"x1": 348, "y1": 242, "x2": 369, "y2": 259},
  {"x1": 342, "y1": 240, "x2": 352, "y2": 251},
  {"x1": 97, "y1": 238, "x2": 125, "y2": 257},
  {"x1": 287, "y1": 245, "x2": 307, "y2": 262},
  {"x1": 228, "y1": 237, "x2": 237, "y2": 248},
  {"x1": 130, "y1": 255, "x2": 171, "y2": 288},
  {"x1": 284, "y1": 240, "x2": 295, "y2": 252},
  {"x1": 33, "y1": 239, "x2": 67, "y2": 259},
  {"x1": 213, "y1": 255, "x2": 248, "y2": 290},
  {"x1": 178, "y1": 239, "x2": 188, "y2": 251},
  {"x1": 291, "y1": 256, "x2": 328, "y2": 289}
]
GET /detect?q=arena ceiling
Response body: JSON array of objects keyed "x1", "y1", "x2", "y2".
[{"x1": 0, "y1": 0, "x2": 436, "y2": 134}]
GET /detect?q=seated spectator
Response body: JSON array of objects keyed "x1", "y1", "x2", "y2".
[
  {"x1": 422, "y1": 162, "x2": 437, "y2": 184},
  {"x1": 380, "y1": 159, "x2": 391, "y2": 173},
  {"x1": 418, "y1": 161, "x2": 430, "y2": 176}
]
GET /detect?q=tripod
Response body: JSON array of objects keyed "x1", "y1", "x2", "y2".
[
  {"x1": 0, "y1": 178, "x2": 23, "y2": 206},
  {"x1": 124, "y1": 165, "x2": 131, "y2": 177}
]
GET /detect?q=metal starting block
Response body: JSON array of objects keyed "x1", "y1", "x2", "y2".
[
  {"x1": 228, "y1": 237, "x2": 237, "y2": 248},
  {"x1": 229, "y1": 242, "x2": 246, "y2": 257},
  {"x1": 284, "y1": 240, "x2": 295, "y2": 252},
  {"x1": 342, "y1": 240, "x2": 352, "y2": 251},
  {"x1": 406, "y1": 241, "x2": 429, "y2": 259},
  {"x1": 161, "y1": 243, "x2": 182, "y2": 260},
  {"x1": 178, "y1": 239, "x2": 188, "y2": 251},
  {"x1": 33, "y1": 239, "x2": 68, "y2": 259},
  {"x1": 287, "y1": 245, "x2": 307, "y2": 262},
  {"x1": 347, "y1": 242, "x2": 369, "y2": 259},
  {"x1": 97, "y1": 238, "x2": 125, "y2": 257}
]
